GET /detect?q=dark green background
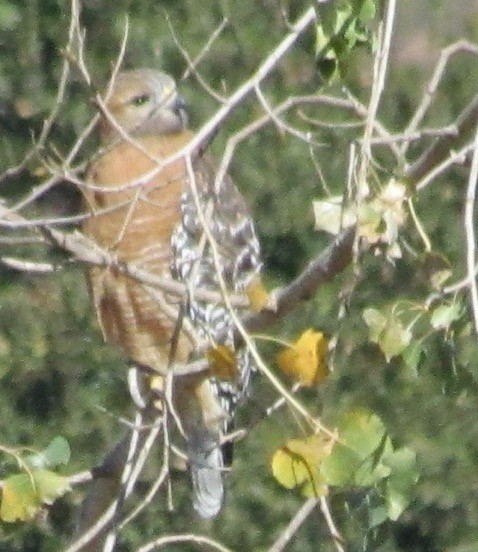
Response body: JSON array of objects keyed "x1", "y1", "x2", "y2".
[{"x1": 1, "y1": 1, "x2": 478, "y2": 550}]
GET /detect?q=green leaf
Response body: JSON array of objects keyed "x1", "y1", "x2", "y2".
[
  {"x1": 430, "y1": 302, "x2": 462, "y2": 330},
  {"x1": 383, "y1": 447, "x2": 417, "y2": 483},
  {"x1": 363, "y1": 308, "x2": 388, "y2": 343},
  {"x1": 321, "y1": 409, "x2": 389, "y2": 487},
  {"x1": 383, "y1": 447, "x2": 418, "y2": 521},
  {"x1": 316, "y1": 24, "x2": 333, "y2": 55},
  {"x1": 313, "y1": 196, "x2": 356, "y2": 235},
  {"x1": 369, "y1": 505, "x2": 388, "y2": 528},
  {"x1": 315, "y1": 0, "x2": 376, "y2": 82},
  {"x1": 321, "y1": 442, "x2": 361, "y2": 486},
  {"x1": 353, "y1": 456, "x2": 390, "y2": 486},
  {"x1": 358, "y1": 0, "x2": 376, "y2": 22},
  {"x1": 317, "y1": 58, "x2": 340, "y2": 82},
  {"x1": 386, "y1": 484, "x2": 411, "y2": 521},
  {"x1": 339, "y1": 408, "x2": 387, "y2": 458},
  {"x1": 379, "y1": 317, "x2": 412, "y2": 361},
  {"x1": 402, "y1": 341, "x2": 425, "y2": 377},
  {"x1": 363, "y1": 308, "x2": 412, "y2": 361},
  {"x1": 33, "y1": 470, "x2": 71, "y2": 506},
  {"x1": 0, "y1": 2, "x2": 21, "y2": 31},
  {"x1": 0, "y1": 470, "x2": 71, "y2": 522},
  {"x1": 24, "y1": 436, "x2": 71, "y2": 470}
]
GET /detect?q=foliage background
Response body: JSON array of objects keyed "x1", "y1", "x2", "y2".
[{"x1": 1, "y1": 0, "x2": 478, "y2": 550}]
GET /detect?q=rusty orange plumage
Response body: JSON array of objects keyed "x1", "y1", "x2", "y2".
[{"x1": 82, "y1": 69, "x2": 261, "y2": 518}]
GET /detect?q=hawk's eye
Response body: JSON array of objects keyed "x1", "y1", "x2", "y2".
[{"x1": 131, "y1": 94, "x2": 151, "y2": 106}]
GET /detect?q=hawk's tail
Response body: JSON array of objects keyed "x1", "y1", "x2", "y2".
[{"x1": 188, "y1": 427, "x2": 224, "y2": 518}]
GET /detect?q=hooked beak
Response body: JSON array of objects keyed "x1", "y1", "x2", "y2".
[{"x1": 172, "y1": 95, "x2": 188, "y2": 128}]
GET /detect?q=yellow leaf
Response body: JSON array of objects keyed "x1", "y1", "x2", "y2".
[
  {"x1": 276, "y1": 329, "x2": 329, "y2": 386},
  {"x1": 1, "y1": 474, "x2": 38, "y2": 522},
  {"x1": 246, "y1": 276, "x2": 269, "y2": 312},
  {"x1": 271, "y1": 434, "x2": 332, "y2": 497},
  {"x1": 207, "y1": 345, "x2": 238, "y2": 382}
]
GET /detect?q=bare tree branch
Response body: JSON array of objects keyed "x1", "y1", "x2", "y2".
[
  {"x1": 465, "y1": 123, "x2": 478, "y2": 333},
  {"x1": 357, "y1": 0, "x2": 397, "y2": 198},
  {"x1": 400, "y1": 40, "x2": 478, "y2": 158},
  {"x1": 269, "y1": 497, "x2": 320, "y2": 552},
  {"x1": 137, "y1": 534, "x2": 235, "y2": 552},
  {"x1": 319, "y1": 497, "x2": 346, "y2": 552},
  {"x1": 0, "y1": 0, "x2": 76, "y2": 185},
  {"x1": 405, "y1": 93, "x2": 478, "y2": 184},
  {"x1": 69, "y1": 413, "x2": 163, "y2": 552},
  {"x1": 244, "y1": 226, "x2": 356, "y2": 333}
]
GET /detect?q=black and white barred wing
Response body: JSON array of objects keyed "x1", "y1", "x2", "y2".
[{"x1": 171, "y1": 159, "x2": 261, "y2": 413}]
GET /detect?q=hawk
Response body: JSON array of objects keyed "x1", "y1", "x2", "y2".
[{"x1": 81, "y1": 68, "x2": 261, "y2": 518}]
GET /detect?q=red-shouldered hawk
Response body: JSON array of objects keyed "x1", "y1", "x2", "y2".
[{"x1": 81, "y1": 68, "x2": 261, "y2": 518}]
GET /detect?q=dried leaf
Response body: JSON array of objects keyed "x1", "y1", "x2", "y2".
[
  {"x1": 276, "y1": 329, "x2": 329, "y2": 386},
  {"x1": 419, "y1": 251, "x2": 452, "y2": 289},
  {"x1": 207, "y1": 345, "x2": 238, "y2": 382},
  {"x1": 14, "y1": 98, "x2": 37, "y2": 118},
  {"x1": 358, "y1": 202, "x2": 383, "y2": 243},
  {"x1": 357, "y1": 179, "x2": 407, "y2": 247}
]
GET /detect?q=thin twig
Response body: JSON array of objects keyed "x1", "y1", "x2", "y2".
[
  {"x1": 0, "y1": 0, "x2": 76, "y2": 185},
  {"x1": 243, "y1": 226, "x2": 356, "y2": 334},
  {"x1": 0, "y1": 256, "x2": 62, "y2": 273},
  {"x1": 137, "y1": 534, "x2": 234, "y2": 552},
  {"x1": 405, "y1": 93, "x2": 478, "y2": 184},
  {"x1": 182, "y1": 17, "x2": 229, "y2": 80},
  {"x1": 269, "y1": 497, "x2": 319, "y2": 552},
  {"x1": 185, "y1": 156, "x2": 333, "y2": 434},
  {"x1": 167, "y1": 14, "x2": 227, "y2": 103},
  {"x1": 68, "y1": 414, "x2": 162, "y2": 552},
  {"x1": 119, "y1": 417, "x2": 169, "y2": 528},
  {"x1": 415, "y1": 142, "x2": 473, "y2": 191},
  {"x1": 357, "y1": 0, "x2": 396, "y2": 198},
  {"x1": 0, "y1": 205, "x2": 250, "y2": 308},
  {"x1": 4, "y1": 7, "x2": 317, "y2": 224},
  {"x1": 65, "y1": 501, "x2": 119, "y2": 552},
  {"x1": 156, "y1": 226, "x2": 355, "y2": 379},
  {"x1": 102, "y1": 411, "x2": 144, "y2": 552},
  {"x1": 320, "y1": 497, "x2": 346, "y2": 552},
  {"x1": 400, "y1": 40, "x2": 478, "y2": 158},
  {"x1": 464, "y1": 123, "x2": 478, "y2": 332},
  {"x1": 254, "y1": 83, "x2": 316, "y2": 144}
]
